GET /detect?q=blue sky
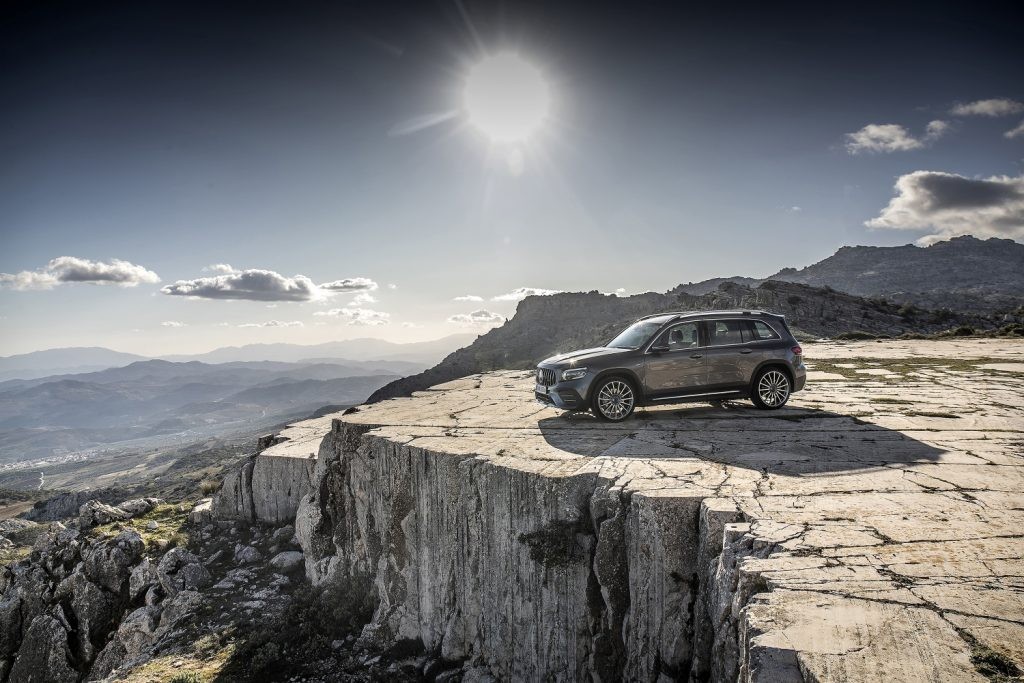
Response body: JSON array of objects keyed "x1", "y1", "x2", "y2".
[{"x1": 1, "y1": 1, "x2": 1022, "y2": 355}]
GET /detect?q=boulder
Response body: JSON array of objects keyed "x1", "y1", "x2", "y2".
[
  {"x1": 89, "y1": 605, "x2": 162, "y2": 680},
  {"x1": 156, "y1": 548, "x2": 211, "y2": 598},
  {"x1": 7, "y1": 614, "x2": 78, "y2": 683},
  {"x1": 233, "y1": 544, "x2": 262, "y2": 565},
  {"x1": 82, "y1": 531, "x2": 144, "y2": 593},
  {"x1": 189, "y1": 498, "x2": 214, "y2": 527},
  {"x1": 270, "y1": 525, "x2": 294, "y2": 545},
  {"x1": 128, "y1": 559, "x2": 158, "y2": 602},
  {"x1": 79, "y1": 500, "x2": 130, "y2": 528},
  {"x1": 116, "y1": 498, "x2": 162, "y2": 516},
  {"x1": 268, "y1": 551, "x2": 304, "y2": 573}
]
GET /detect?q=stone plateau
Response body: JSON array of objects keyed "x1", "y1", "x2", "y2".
[{"x1": 226, "y1": 340, "x2": 1024, "y2": 681}]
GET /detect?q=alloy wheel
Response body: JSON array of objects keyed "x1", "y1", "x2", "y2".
[
  {"x1": 757, "y1": 370, "x2": 790, "y2": 407},
  {"x1": 597, "y1": 379, "x2": 635, "y2": 420}
]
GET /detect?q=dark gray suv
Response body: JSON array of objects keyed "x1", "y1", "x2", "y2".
[{"x1": 535, "y1": 310, "x2": 806, "y2": 421}]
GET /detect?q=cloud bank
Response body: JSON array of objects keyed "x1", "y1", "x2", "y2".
[
  {"x1": 844, "y1": 121, "x2": 948, "y2": 154},
  {"x1": 320, "y1": 277, "x2": 378, "y2": 293},
  {"x1": 448, "y1": 309, "x2": 505, "y2": 325},
  {"x1": 162, "y1": 268, "x2": 380, "y2": 302},
  {"x1": 865, "y1": 171, "x2": 1024, "y2": 243},
  {"x1": 162, "y1": 269, "x2": 320, "y2": 301},
  {"x1": 950, "y1": 98, "x2": 1024, "y2": 117},
  {"x1": 0, "y1": 257, "x2": 160, "y2": 290},
  {"x1": 454, "y1": 295, "x2": 483, "y2": 301}
]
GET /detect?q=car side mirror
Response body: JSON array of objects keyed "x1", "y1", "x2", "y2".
[{"x1": 649, "y1": 344, "x2": 669, "y2": 353}]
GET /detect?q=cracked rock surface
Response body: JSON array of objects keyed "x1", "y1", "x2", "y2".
[{"x1": 292, "y1": 339, "x2": 1024, "y2": 682}]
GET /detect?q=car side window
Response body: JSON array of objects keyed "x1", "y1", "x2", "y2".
[
  {"x1": 708, "y1": 320, "x2": 746, "y2": 346},
  {"x1": 656, "y1": 322, "x2": 699, "y2": 351},
  {"x1": 748, "y1": 320, "x2": 779, "y2": 340}
]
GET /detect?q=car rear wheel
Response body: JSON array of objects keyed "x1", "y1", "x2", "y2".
[
  {"x1": 591, "y1": 376, "x2": 637, "y2": 421},
  {"x1": 751, "y1": 367, "x2": 791, "y2": 409}
]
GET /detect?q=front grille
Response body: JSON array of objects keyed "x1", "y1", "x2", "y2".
[{"x1": 536, "y1": 368, "x2": 557, "y2": 386}]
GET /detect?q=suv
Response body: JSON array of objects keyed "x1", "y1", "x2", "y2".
[{"x1": 534, "y1": 310, "x2": 806, "y2": 421}]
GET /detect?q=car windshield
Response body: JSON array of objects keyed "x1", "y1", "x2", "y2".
[{"x1": 607, "y1": 318, "x2": 669, "y2": 349}]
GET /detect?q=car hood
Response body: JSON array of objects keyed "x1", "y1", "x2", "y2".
[{"x1": 540, "y1": 347, "x2": 630, "y2": 367}]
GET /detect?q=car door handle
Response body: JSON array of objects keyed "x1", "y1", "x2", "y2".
[
  {"x1": 690, "y1": 353, "x2": 703, "y2": 359},
  {"x1": 739, "y1": 348, "x2": 753, "y2": 354}
]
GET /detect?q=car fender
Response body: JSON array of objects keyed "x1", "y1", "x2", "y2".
[{"x1": 586, "y1": 368, "x2": 644, "y2": 403}]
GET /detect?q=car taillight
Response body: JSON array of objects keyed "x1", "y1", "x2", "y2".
[{"x1": 791, "y1": 346, "x2": 802, "y2": 355}]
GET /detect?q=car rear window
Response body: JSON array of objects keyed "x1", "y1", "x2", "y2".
[{"x1": 749, "y1": 320, "x2": 779, "y2": 340}]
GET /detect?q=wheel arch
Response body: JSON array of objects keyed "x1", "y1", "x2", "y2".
[
  {"x1": 752, "y1": 360, "x2": 793, "y2": 385},
  {"x1": 587, "y1": 368, "x2": 643, "y2": 403}
]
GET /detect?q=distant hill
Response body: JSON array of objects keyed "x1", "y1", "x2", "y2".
[
  {"x1": 771, "y1": 236, "x2": 1024, "y2": 312},
  {"x1": 0, "y1": 359, "x2": 407, "y2": 462},
  {"x1": 672, "y1": 237, "x2": 1023, "y2": 312},
  {"x1": 0, "y1": 334, "x2": 475, "y2": 382},
  {"x1": 0, "y1": 347, "x2": 148, "y2": 382},
  {"x1": 160, "y1": 333, "x2": 478, "y2": 365},
  {"x1": 367, "y1": 280, "x2": 1003, "y2": 403}
]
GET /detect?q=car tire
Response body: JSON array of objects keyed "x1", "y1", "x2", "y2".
[
  {"x1": 751, "y1": 367, "x2": 792, "y2": 410},
  {"x1": 591, "y1": 376, "x2": 637, "y2": 421}
]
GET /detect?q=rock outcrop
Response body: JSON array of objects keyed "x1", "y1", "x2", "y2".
[
  {"x1": 213, "y1": 418, "x2": 326, "y2": 524},
  {"x1": 294, "y1": 341, "x2": 1024, "y2": 681},
  {"x1": 366, "y1": 282, "x2": 1005, "y2": 403}
]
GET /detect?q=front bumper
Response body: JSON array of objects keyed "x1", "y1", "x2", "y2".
[
  {"x1": 534, "y1": 366, "x2": 593, "y2": 410},
  {"x1": 535, "y1": 383, "x2": 585, "y2": 410}
]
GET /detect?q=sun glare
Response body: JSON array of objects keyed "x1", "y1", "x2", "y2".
[{"x1": 463, "y1": 53, "x2": 551, "y2": 144}]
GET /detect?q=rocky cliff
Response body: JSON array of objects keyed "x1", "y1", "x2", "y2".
[
  {"x1": 292, "y1": 349, "x2": 1024, "y2": 681},
  {"x1": 367, "y1": 279, "x2": 1000, "y2": 403}
]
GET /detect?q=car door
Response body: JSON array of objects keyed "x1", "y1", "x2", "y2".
[
  {"x1": 703, "y1": 319, "x2": 759, "y2": 388},
  {"x1": 642, "y1": 321, "x2": 707, "y2": 396}
]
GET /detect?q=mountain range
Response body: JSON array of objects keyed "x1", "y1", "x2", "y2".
[
  {"x1": 368, "y1": 276, "x2": 1016, "y2": 403},
  {"x1": 675, "y1": 236, "x2": 1024, "y2": 313},
  {"x1": 0, "y1": 358, "x2": 419, "y2": 464},
  {"x1": 0, "y1": 334, "x2": 477, "y2": 382}
]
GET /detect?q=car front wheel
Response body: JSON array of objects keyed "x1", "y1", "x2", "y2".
[
  {"x1": 591, "y1": 376, "x2": 637, "y2": 421},
  {"x1": 751, "y1": 367, "x2": 791, "y2": 409}
]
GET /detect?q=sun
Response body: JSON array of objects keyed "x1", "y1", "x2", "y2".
[{"x1": 463, "y1": 53, "x2": 551, "y2": 144}]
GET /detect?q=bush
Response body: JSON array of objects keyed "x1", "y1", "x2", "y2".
[
  {"x1": 199, "y1": 479, "x2": 221, "y2": 496},
  {"x1": 952, "y1": 325, "x2": 976, "y2": 336},
  {"x1": 997, "y1": 323, "x2": 1024, "y2": 337},
  {"x1": 168, "y1": 674, "x2": 202, "y2": 683}
]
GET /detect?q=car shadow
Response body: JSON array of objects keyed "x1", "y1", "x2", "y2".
[{"x1": 537, "y1": 401, "x2": 944, "y2": 476}]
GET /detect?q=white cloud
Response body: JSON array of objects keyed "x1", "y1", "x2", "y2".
[
  {"x1": 865, "y1": 171, "x2": 1024, "y2": 243},
  {"x1": 162, "y1": 269, "x2": 320, "y2": 302},
  {"x1": 401, "y1": 322, "x2": 423, "y2": 328},
  {"x1": 491, "y1": 287, "x2": 562, "y2": 302},
  {"x1": 787, "y1": 206, "x2": 802, "y2": 213},
  {"x1": 238, "y1": 320, "x2": 304, "y2": 328},
  {"x1": 161, "y1": 321, "x2": 186, "y2": 328},
  {"x1": 447, "y1": 309, "x2": 505, "y2": 326},
  {"x1": 352, "y1": 291, "x2": 377, "y2": 305},
  {"x1": 1005, "y1": 120, "x2": 1024, "y2": 139},
  {"x1": 387, "y1": 283, "x2": 398, "y2": 290},
  {"x1": 313, "y1": 307, "x2": 390, "y2": 326},
  {"x1": 0, "y1": 257, "x2": 160, "y2": 291},
  {"x1": 454, "y1": 294, "x2": 484, "y2": 302},
  {"x1": 844, "y1": 120, "x2": 948, "y2": 154},
  {"x1": 319, "y1": 277, "x2": 378, "y2": 293},
  {"x1": 950, "y1": 98, "x2": 1024, "y2": 117},
  {"x1": 203, "y1": 263, "x2": 236, "y2": 274},
  {"x1": 162, "y1": 270, "x2": 381, "y2": 302}
]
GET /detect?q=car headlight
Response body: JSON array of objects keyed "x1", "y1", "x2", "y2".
[{"x1": 561, "y1": 367, "x2": 588, "y2": 381}]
